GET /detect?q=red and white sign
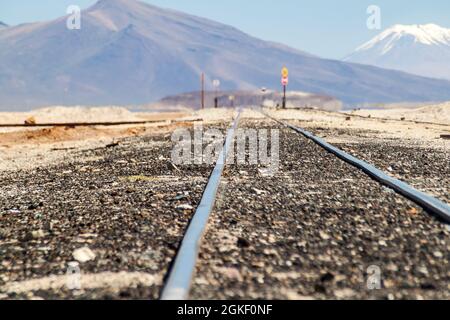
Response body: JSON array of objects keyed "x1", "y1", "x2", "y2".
[{"x1": 281, "y1": 77, "x2": 289, "y2": 86}]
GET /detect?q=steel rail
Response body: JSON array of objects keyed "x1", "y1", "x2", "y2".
[
  {"x1": 160, "y1": 109, "x2": 242, "y2": 300},
  {"x1": 259, "y1": 109, "x2": 450, "y2": 223},
  {"x1": 0, "y1": 120, "x2": 165, "y2": 128}
]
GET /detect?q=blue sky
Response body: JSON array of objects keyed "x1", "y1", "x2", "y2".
[{"x1": 1, "y1": 0, "x2": 449, "y2": 59}]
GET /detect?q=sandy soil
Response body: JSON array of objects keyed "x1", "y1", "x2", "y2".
[
  {"x1": 348, "y1": 102, "x2": 450, "y2": 125},
  {"x1": 0, "y1": 106, "x2": 211, "y2": 172},
  {"x1": 0, "y1": 106, "x2": 189, "y2": 127},
  {"x1": 0, "y1": 105, "x2": 448, "y2": 173},
  {"x1": 258, "y1": 108, "x2": 450, "y2": 146}
]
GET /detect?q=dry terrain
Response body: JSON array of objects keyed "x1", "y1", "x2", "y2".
[{"x1": 0, "y1": 105, "x2": 448, "y2": 300}]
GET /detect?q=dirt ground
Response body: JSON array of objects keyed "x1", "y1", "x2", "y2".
[
  {"x1": 0, "y1": 106, "x2": 448, "y2": 172},
  {"x1": 0, "y1": 105, "x2": 448, "y2": 300}
]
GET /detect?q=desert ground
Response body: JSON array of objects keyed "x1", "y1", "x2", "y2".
[
  {"x1": 0, "y1": 105, "x2": 448, "y2": 172},
  {"x1": 0, "y1": 104, "x2": 448, "y2": 300}
]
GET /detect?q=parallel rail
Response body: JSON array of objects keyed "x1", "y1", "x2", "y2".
[
  {"x1": 0, "y1": 120, "x2": 165, "y2": 128},
  {"x1": 161, "y1": 109, "x2": 242, "y2": 300},
  {"x1": 260, "y1": 109, "x2": 450, "y2": 223}
]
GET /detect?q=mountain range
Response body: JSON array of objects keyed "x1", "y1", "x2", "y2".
[
  {"x1": 345, "y1": 24, "x2": 450, "y2": 81},
  {"x1": 1, "y1": 0, "x2": 450, "y2": 110}
]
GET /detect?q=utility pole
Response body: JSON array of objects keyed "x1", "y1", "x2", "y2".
[
  {"x1": 281, "y1": 67, "x2": 289, "y2": 109},
  {"x1": 201, "y1": 73, "x2": 205, "y2": 109},
  {"x1": 212, "y1": 79, "x2": 220, "y2": 109}
]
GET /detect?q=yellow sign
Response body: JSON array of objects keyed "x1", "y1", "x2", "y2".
[{"x1": 281, "y1": 67, "x2": 289, "y2": 78}]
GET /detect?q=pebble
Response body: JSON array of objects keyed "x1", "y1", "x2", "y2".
[
  {"x1": 31, "y1": 230, "x2": 46, "y2": 239},
  {"x1": 417, "y1": 266, "x2": 429, "y2": 276},
  {"x1": 237, "y1": 237, "x2": 251, "y2": 248},
  {"x1": 282, "y1": 289, "x2": 314, "y2": 300},
  {"x1": 334, "y1": 288, "x2": 356, "y2": 299},
  {"x1": 73, "y1": 247, "x2": 96, "y2": 263},
  {"x1": 176, "y1": 204, "x2": 194, "y2": 211},
  {"x1": 386, "y1": 263, "x2": 398, "y2": 272},
  {"x1": 252, "y1": 188, "x2": 265, "y2": 195},
  {"x1": 319, "y1": 231, "x2": 330, "y2": 240},
  {"x1": 221, "y1": 268, "x2": 243, "y2": 282}
]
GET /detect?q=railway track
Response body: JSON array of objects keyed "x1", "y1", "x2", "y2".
[
  {"x1": 159, "y1": 108, "x2": 450, "y2": 300},
  {"x1": 161, "y1": 109, "x2": 242, "y2": 300},
  {"x1": 0, "y1": 108, "x2": 447, "y2": 300},
  {"x1": 259, "y1": 109, "x2": 450, "y2": 222}
]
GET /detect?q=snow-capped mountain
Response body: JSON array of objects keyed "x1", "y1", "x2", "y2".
[
  {"x1": 344, "y1": 24, "x2": 450, "y2": 80},
  {"x1": 1, "y1": 1, "x2": 450, "y2": 110},
  {"x1": 0, "y1": 21, "x2": 8, "y2": 29}
]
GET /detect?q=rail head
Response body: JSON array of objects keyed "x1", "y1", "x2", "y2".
[{"x1": 160, "y1": 109, "x2": 242, "y2": 300}]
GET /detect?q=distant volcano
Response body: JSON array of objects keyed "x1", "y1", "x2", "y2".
[
  {"x1": 345, "y1": 24, "x2": 450, "y2": 81},
  {"x1": 1, "y1": 0, "x2": 450, "y2": 110}
]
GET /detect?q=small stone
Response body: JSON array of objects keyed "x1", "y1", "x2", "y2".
[
  {"x1": 282, "y1": 289, "x2": 314, "y2": 300},
  {"x1": 263, "y1": 248, "x2": 277, "y2": 256},
  {"x1": 378, "y1": 240, "x2": 387, "y2": 246},
  {"x1": 218, "y1": 245, "x2": 233, "y2": 253},
  {"x1": 407, "y1": 208, "x2": 419, "y2": 216},
  {"x1": 386, "y1": 263, "x2": 398, "y2": 272},
  {"x1": 173, "y1": 195, "x2": 187, "y2": 201},
  {"x1": 23, "y1": 230, "x2": 45, "y2": 241},
  {"x1": 258, "y1": 168, "x2": 274, "y2": 177},
  {"x1": 237, "y1": 237, "x2": 250, "y2": 248},
  {"x1": 32, "y1": 230, "x2": 45, "y2": 239},
  {"x1": 73, "y1": 247, "x2": 96, "y2": 263},
  {"x1": 252, "y1": 188, "x2": 264, "y2": 195},
  {"x1": 384, "y1": 279, "x2": 395, "y2": 289},
  {"x1": 268, "y1": 235, "x2": 277, "y2": 244},
  {"x1": 176, "y1": 204, "x2": 193, "y2": 211},
  {"x1": 319, "y1": 231, "x2": 330, "y2": 240},
  {"x1": 417, "y1": 266, "x2": 429, "y2": 276},
  {"x1": 28, "y1": 202, "x2": 43, "y2": 210},
  {"x1": 24, "y1": 116, "x2": 36, "y2": 125},
  {"x1": 320, "y1": 272, "x2": 335, "y2": 283},
  {"x1": 433, "y1": 251, "x2": 443, "y2": 258},
  {"x1": 194, "y1": 277, "x2": 209, "y2": 285},
  {"x1": 334, "y1": 288, "x2": 356, "y2": 299},
  {"x1": 222, "y1": 268, "x2": 243, "y2": 282}
]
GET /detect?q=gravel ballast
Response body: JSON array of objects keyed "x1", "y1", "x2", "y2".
[
  {"x1": 0, "y1": 129, "x2": 213, "y2": 299},
  {"x1": 191, "y1": 119, "x2": 449, "y2": 300},
  {"x1": 0, "y1": 116, "x2": 448, "y2": 300}
]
